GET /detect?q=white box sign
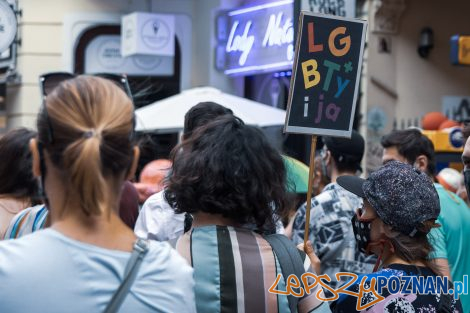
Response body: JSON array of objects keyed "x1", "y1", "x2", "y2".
[{"x1": 122, "y1": 12, "x2": 175, "y2": 57}]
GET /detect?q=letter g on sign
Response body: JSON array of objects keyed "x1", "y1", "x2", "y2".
[{"x1": 329, "y1": 27, "x2": 351, "y2": 57}]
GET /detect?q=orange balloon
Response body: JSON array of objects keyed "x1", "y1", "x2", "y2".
[
  {"x1": 422, "y1": 112, "x2": 447, "y2": 130},
  {"x1": 438, "y1": 119, "x2": 460, "y2": 130}
]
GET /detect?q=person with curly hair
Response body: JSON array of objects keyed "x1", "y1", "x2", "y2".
[
  {"x1": 165, "y1": 115, "x2": 330, "y2": 313},
  {"x1": 134, "y1": 101, "x2": 234, "y2": 242}
]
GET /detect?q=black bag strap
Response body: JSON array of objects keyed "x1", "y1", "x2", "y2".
[
  {"x1": 104, "y1": 238, "x2": 149, "y2": 313},
  {"x1": 437, "y1": 280, "x2": 453, "y2": 313},
  {"x1": 437, "y1": 293, "x2": 452, "y2": 313},
  {"x1": 264, "y1": 234, "x2": 305, "y2": 313}
]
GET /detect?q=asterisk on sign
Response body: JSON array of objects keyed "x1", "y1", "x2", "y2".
[{"x1": 344, "y1": 62, "x2": 353, "y2": 73}]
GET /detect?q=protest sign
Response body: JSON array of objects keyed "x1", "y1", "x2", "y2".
[
  {"x1": 284, "y1": 12, "x2": 367, "y2": 246},
  {"x1": 285, "y1": 12, "x2": 367, "y2": 138}
]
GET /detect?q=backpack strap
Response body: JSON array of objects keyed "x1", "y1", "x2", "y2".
[
  {"x1": 264, "y1": 234, "x2": 305, "y2": 313},
  {"x1": 104, "y1": 238, "x2": 149, "y2": 313},
  {"x1": 437, "y1": 293, "x2": 452, "y2": 313},
  {"x1": 437, "y1": 280, "x2": 453, "y2": 313}
]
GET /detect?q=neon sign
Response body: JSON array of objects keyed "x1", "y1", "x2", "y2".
[
  {"x1": 226, "y1": 21, "x2": 254, "y2": 66},
  {"x1": 263, "y1": 13, "x2": 294, "y2": 48},
  {"x1": 217, "y1": 0, "x2": 294, "y2": 76}
]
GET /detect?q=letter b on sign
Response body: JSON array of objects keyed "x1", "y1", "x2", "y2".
[{"x1": 302, "y1": 59, "x2": 321, "y2": 89}]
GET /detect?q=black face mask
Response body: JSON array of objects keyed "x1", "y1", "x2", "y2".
[
  {"x1": 351, "y1": 214, "x2": 372, "y2": 254},
  {"x1": 464, "y1": 170, "x2": 470, "y2": 200}
]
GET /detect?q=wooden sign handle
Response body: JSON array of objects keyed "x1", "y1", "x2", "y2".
[{"x1": 303, "y1": 135, "x2": 318, "y2": 248}]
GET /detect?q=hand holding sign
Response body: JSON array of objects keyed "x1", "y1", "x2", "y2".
[{"x1": 284, "y1": 12, "x2": 367, "y2": 247}]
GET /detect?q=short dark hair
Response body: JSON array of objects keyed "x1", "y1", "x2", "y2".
[
  {"x1": 183, "y1": 102, "x2": 233, "y2": 140},
  {"x1": 0, "y1": 128, "x2": 38, "y2": 200},
  {"x1": 165, "y1": 115, "x2": 290, "y2": 232},
  {"x1": 381, "y1": 129, "x2": 436, "y2": 176},
  {"x1": 323, "y1": 130, "x2": 364, "y2": 173}
]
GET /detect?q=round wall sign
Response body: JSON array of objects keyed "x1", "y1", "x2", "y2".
[
  {"x1": 449, "y1": 127, "x2": 463, "y2": 148},
  {"x1": 0, "y1": 0, "x2": 17, "y2": 53},
  {"x1": 141, "y1": 18, "x2": 171, "y2": 50}
]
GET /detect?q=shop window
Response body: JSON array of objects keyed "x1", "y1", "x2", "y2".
[
  {"x1": 74, "y1": 24, "x2": 181, "y2": 108},
  {"x1": 74, "y1": 25, "x2": 182, "y2": 175}
]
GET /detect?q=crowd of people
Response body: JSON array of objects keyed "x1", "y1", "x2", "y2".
[{"x1": 0, "y1": 74, "x2": 468, "y2": 313}]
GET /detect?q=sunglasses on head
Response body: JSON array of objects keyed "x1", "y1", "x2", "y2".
[
  {"x1": 39, "y1": 72, "x2": 132, "y2": 98},
  {"x1": 38, "y1": 72, "x2": 134, "y2": 144}
]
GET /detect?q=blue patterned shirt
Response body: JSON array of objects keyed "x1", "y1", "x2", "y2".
[{"x1": 292, "y1": 183, "x2": 376, "y2": 288}]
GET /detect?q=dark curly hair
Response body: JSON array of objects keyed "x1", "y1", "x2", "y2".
[
  {"x1": 165, "y1": 115, "x2": 290, "y2": 232},
  {"x1": 182, "y1": 102, "x2": 233, "y2": 140},
  {"x1": 0, "y1": 128, "x2": 38, "y2": 200}
]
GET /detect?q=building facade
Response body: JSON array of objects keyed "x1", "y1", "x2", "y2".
[{"x1": 3, "y1": 0, "x2": 470, "y2": 172}]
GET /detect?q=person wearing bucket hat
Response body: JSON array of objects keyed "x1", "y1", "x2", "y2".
[
  {"x1": 382, "y1": 128, "x2": 470, "y2": 312},
  {"x1": 333, "y1": 161, "x2": 463, "y2": 313},
  {"x1": 292, "y1": 130, "x2": 376, "y2": 290}
]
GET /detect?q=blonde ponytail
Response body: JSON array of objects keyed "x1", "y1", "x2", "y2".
[
  {"x1": 63, "y1": 131, "x2": 107, "y2": 215},
  {"x1": 38, "y1": 76, "x2": 135, "y2": 217}
]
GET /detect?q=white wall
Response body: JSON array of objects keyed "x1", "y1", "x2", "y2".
[
  {"x1": 393, "y1": 0, "x2": 470, "y2": 122},
  {"x1": 8, "y1": 0, "x2": 150, "y2": 128},
  {"x1": 7, "y1": 0, "x2": 241, "y2": 129},
  {"x1": 365, "y1": 0, "x2": 470, "y2": 172}
]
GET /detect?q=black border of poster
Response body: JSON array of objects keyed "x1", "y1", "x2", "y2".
[{"x1": 284, "y1": 11, "x2": 367, "y2": 138}]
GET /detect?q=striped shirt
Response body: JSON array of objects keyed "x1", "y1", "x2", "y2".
[
  {"x1": 3, "y1": 205, "x2": 48, "y2": 239},
  {"x1": 176, "y1": 225, "x2": 330, "y2": 313}
]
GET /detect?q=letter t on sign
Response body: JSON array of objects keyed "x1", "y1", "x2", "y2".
[{"x1": 308, "y1": 23, "x2": 323, "y2": 53}]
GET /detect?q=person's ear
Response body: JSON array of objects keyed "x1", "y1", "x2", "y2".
[
  {"x1": 126, "y1": 146, "x2": 140, "y2": 180},
  {"x1": 415, "y1": 155, "x2": 428, "y2": 173},
  {"x1": 323, "y1": 149, "x2": 329, "y2": 162},
  {"x1": 29, "y1": 138, "x2": 41, "y2": 178},
  {"x1": 325, "y1": 150, "x2": 335, "y2": 167},
  {"x1": 312, "y1": 169, "x2": 320, "y2": 187},
  {"x1": 314, "y1": 168, "x2": 322, "y2": 180}
]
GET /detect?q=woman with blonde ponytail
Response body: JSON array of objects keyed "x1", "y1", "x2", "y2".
[{"x1": 0, "y1": 76, "x2": 196, "y2": 313}]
